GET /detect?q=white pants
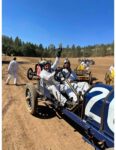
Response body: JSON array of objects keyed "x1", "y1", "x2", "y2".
[
  {"x1": 71, "y1": 82, "x2": 90, "y2": 95},
  {"x1": 60, "y1": 83, "x2": 77, "y2": 102},
  {"x1": 47, "y1": 85, "x2": 67, "y2": 106},
  {"x1": 6, "y1": 73, "x2": 18, "y2": 84},
  {"x1": 60, "y1": 82, "x2": 90, "y2": 102}
]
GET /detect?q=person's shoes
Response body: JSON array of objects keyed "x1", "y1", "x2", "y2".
[
  {"x1": 15, "y1": 83, "x2": 18, "y2": 86},
  {"x1": 5, "y1": 83, "x2": 9, "y2": 85}
]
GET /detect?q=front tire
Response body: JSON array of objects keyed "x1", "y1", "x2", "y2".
[{"x1": 25, "y1": 83, "x2": 38, "y2": 115}]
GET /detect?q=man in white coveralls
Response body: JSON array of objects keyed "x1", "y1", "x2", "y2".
[
  {"x1": 39, "y1": 48, "x2": 69, "y2": 107},
  {"x1": 60, "y1": 58, "x2": 90, "y2": 103},
  {"x1": 40, "y1": 48, "x2": 90, "y2": 108},
  {"x1": 6, "y1": 57, "x2": 18, "y2": 85}
]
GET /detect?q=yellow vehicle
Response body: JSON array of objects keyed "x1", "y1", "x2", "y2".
[
  {"x1": 105, "y1": 66, "x2": 114, "y2": 85},
  {"x1": 77, "y1": 63, "x2": 85, "y2": 70},
  {"x1": 75, "y1": 63, "x2": 92, "y2": 84}
]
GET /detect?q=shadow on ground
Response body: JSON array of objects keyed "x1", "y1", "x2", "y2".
[
  {"x1": 2, "y1": 60, "x2": 31, "y2": 64},
  {"x1": 34, "y1": 105, "x2": 56, "y2": 119}
]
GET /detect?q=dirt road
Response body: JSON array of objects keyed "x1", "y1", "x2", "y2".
[{"x1": 2, "y1": 56, "x2": 113, "y2": 150}]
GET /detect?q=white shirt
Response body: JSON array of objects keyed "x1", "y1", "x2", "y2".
[
  {"x1": 8, "y1": 60, "x2": 18, "y2": 74},
  {"x1": 40, "y1": 57, "x2": 60, "y2": 86},
  {"x1": 62, "y1": 68, "x2": 77, "y2": 81}
]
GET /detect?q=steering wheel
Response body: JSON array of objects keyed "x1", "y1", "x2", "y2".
[{"x1": 54, "y1": 67, "x2": 71, "y2": 83}]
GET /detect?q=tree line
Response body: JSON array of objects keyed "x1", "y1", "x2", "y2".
[{"x1": 2, "y1": 35, "x2": 114, "y2": 57}]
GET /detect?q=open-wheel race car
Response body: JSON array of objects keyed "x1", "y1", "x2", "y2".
[
  {"x1": 25, "y1": 63, "x2": 114, "y2": 150},
  {"x1": 27, "y1": 63, "x2": 40, "y2": 80},
  {"x1": 27, "y1": 60, "x2": 52, "y2": 80},
  {"x1": 74, "y1": 67, "x2": 92, "y2": 84}
]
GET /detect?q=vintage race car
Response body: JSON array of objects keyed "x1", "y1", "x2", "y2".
[
  {"x1": 27, "y1": 63, "x2": 41, "y2": 80},
  {"x1": 74, "y1": 68, "x2": 92, "y2": 84},
  {"x1": 27, "y1": 60, "x2": 52, "y2": 80},
  {"x1": 25, "y1": 63, "x2": 114, "y2": 150},
  {"x1": 78, "y1": 58, "x2": 95, "y2": 65}
]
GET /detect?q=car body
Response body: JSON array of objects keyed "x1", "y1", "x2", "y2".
[{"x1": 63, "y1": 83, "x2": 114, "y2": 149}]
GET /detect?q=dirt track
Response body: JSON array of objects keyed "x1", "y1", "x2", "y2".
[{"x1": 2, "y1": 56, "x2": 114, "y2": 150}]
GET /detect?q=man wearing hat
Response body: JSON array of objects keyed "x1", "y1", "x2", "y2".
[
  {"x1": 60, "y1": 58, "x2": 90, "y2": 103},
  {"x1": 39, "y1": 48, "x2": 68, "y2": 107}
]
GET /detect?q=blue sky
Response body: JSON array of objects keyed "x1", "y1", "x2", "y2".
[{"x1": 2, "y1": 0, "x2": 114, "y2": 47}]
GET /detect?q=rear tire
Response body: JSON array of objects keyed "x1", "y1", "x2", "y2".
[
  {"x1": 27, "y1": 68, "x2": 33, "y2": 80},
  {"x1": 25, "y1": 83, "x2": 38, "y2": 115}
]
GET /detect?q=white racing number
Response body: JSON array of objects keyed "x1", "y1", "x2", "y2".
[
  {"x1": 107, "y1": 98, "x2": 114, "y2": 132},
  {"x1": 85, "y1": 87, "x2": 114, "y2": 132}
]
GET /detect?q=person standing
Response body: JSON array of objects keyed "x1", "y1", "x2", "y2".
[{"x1": 6, "y1": 57, "x2": 18, "y2": 85}]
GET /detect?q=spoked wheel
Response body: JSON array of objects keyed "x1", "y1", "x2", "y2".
[
  {"x1": 25, "y1": 83, "x2": 38, "y2": 115},
  {"x1": 27, "y1": 68, "x2": 33, "y2": 80}
]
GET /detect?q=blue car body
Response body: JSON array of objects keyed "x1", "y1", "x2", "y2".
[{"x1": 62, "y1": 83, "x2": 114, "y2": 149}]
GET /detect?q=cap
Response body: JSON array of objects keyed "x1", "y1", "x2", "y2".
[
  {"x1": 40, "y1": 60, "x2": 51, "y2": 66},
  {"x1": 64, "y1": 58, "x2": 70, "y2": 64}
]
